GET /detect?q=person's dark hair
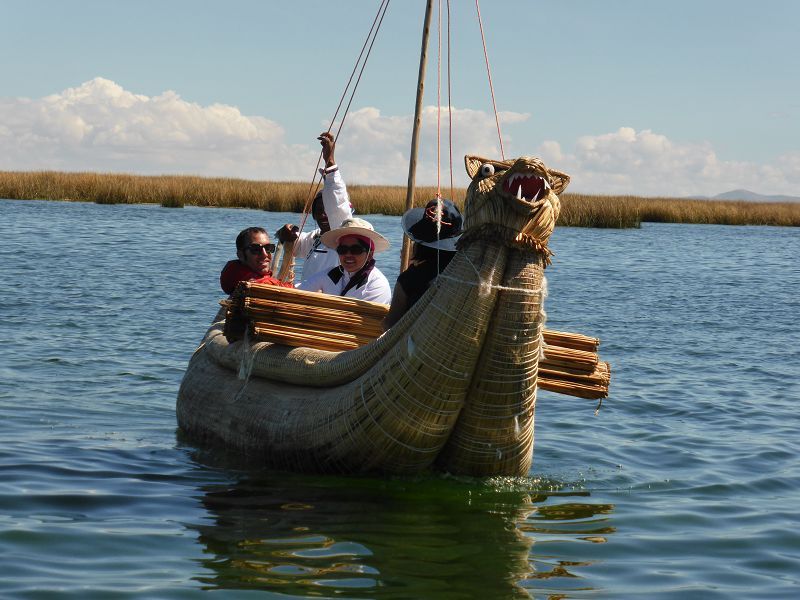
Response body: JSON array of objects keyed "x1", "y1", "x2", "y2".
[
  {"x1": 236, "y1": 227, "x2": 268, "y2": 252},
  {"x1": 311, "y1": 191, "x2": 324, "y2": 216}
]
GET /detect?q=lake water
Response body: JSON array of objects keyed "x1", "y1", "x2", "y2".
[{"x1": 1, "y1": 198, "x2": 799, "y2": 599}]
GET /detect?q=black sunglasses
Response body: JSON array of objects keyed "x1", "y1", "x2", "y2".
[
  {"x1": 245, "y1": 243, "x2": 276, "y2": 254},
  {"x1": 336, "y1": 243, "x2": 368, "y2": 256}
]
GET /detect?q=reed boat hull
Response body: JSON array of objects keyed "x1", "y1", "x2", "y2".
[
  {"x1": 177, "y1": 241, "x2": 548, "y2": 476},
  {"x1": 177, "y1": 154, "x2": 575, "y2": 476}
]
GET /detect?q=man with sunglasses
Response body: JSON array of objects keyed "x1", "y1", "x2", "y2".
[
  {"x1": 275, "y1": 132, "x2": 354, "y2": 283},
  {"x1": 220, "y1": 227, "x2": 293, "y2": 294}
]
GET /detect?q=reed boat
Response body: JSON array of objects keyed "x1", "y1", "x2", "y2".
[{"x1": 177, "y1": 155, "x2": 610, "y2": 476}]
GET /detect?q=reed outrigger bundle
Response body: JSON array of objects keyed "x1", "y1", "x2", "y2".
[{"x1": 177, "y1": 154, "x2": 611, "y2": 476}]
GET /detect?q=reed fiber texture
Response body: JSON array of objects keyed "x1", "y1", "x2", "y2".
[
  {"x1": 436, "y1": 249, "x2": 547, "y2": 476},
  {"x1": 224, "y1": 283, "x2": 389, "y2": 351},
  {"x1": 177, "y1": 241, "x2": 508, "y2": 474}
]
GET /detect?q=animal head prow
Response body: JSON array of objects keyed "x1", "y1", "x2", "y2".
[
  {"x1": 460, "y1": 154, "x2": 571, "y2": 254},
  {"x1": 464, "y1": 154, "x2": 570, "y2": 195}
]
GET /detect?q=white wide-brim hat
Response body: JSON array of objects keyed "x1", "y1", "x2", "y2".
[{"x1": 320, "y1": 217, "x2": 390, "y2": 253}]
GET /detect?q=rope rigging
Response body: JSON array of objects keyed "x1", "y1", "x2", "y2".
[
  {"x1": 435, "y1": 0, "x2": 455, "y2": 205},
  {"x1": 475, "y1": 0, "x2": 505, "y2": 161},
  {"x1": 292, "y1": 0, "x2": 506, "y2": 259},
  {"x1": 296, "y1": 0, "x2": 392, "y2": 236},
  {"x1": 434, "y1": 0, "x2": 505, "y2": 211}
]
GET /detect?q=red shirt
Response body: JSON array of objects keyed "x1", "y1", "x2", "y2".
[{"x1": 219, "y1": 260, "x2": 293, "y2": 294}]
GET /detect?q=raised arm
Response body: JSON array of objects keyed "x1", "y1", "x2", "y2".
[{"x1": 318, "y1": 132, "x2": 353, "y2": 231}]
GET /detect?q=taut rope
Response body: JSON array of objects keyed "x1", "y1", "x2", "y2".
[
  {"x1": 297, "y1": 0, "x2": 392, "y2": 236},
  {"x1": 475, "y1": 0, "x2": 505, "y2": 160}
]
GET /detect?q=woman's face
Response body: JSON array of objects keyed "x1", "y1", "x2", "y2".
[{"x1": 337, "y1": 235, "x2": 370, "y2": 273}]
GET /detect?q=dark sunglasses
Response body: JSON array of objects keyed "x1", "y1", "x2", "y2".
[
  {"x1": 336, "y1": 243, "x2": 368, "y2": 256},
  {"x1": 245, "y1": 243, "x2": 276, "y2": 254}
]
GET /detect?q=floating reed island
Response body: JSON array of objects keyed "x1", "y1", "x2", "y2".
[{"x1": 2, "y1": 170, "x2": 799, "y2": 228}]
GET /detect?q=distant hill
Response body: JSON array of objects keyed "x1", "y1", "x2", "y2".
[{"x1": 690, "y1": 189, "x2": 800, "y2": 202}]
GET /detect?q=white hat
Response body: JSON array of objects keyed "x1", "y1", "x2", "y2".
[{"x1": 320, "y1": 217, "x2": 390, "y2": 253}]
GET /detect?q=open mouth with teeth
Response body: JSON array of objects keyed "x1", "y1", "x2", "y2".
[{"x1": 501, "y1": 172, "x2": 551, "y2": 203}]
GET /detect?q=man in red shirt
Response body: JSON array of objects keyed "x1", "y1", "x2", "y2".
[{"x1": 220, "y1": 227, "x2": 293, "y2": 294}]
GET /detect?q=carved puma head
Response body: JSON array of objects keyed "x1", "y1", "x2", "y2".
[{"x1": 462, "y1": 155, "x2": 570, "y2": 250}]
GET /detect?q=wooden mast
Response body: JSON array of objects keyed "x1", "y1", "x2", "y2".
[{"x1": 400, "y1": 0, "x2": 434, "y2": 272}]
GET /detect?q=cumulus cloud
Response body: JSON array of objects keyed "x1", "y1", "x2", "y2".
[
  {"x1": 536, "y1": 127, "x2": 799, "y2": 197},
  {"x1": 1, "y1": 79, "x2": 797, "y2": 196},
  {"x1": 333, "y1": 106, "x2": 529, "y2": 187},
  {"x1": 0, "y1": 77, "x2": 316, "y2": 180},
  {"x1": 0, "y1": 78, "x2": 527, "y2": 187}
]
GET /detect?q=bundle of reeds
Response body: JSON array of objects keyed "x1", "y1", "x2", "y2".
[
  {"x1": 223, "y1": 281, "x2": 388, "y2": 352},
  {"x1": 539, "y1": 356, "x2": 611, "y2": 399},
  {"x1": 538, "y1": 329, "x2": 610, "y2": 399},
  {"x1": 223, "y1": 282, "x2": 610, "y2": 399}
]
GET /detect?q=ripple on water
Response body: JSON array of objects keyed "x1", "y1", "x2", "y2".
[{"x1": 2, "y1": 204, "x2": 800, "y2": 597}]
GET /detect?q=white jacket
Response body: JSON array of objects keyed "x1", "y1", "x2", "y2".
[
  {"x1": 297, "y1": 265, "x2": 392, "y2": 305},
  {"x1": 294, "y1": 165, "x2": 353, "y2": 282}
]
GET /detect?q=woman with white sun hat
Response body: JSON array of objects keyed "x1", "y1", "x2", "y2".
[{"x1": 296, "y1": 217, "x2": 392, "y2": 304}]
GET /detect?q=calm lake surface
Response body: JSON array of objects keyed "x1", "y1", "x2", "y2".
[{"x1": 1, "y1": 198, "x2": 799, "y2": 599}]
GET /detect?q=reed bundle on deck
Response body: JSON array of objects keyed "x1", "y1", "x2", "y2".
[
  {"x1": 223, "y1": 281, "x2": 609, "y2": 399},
  {"x1": 224, "y1": 282, "x2": 388, "y2": 352}
]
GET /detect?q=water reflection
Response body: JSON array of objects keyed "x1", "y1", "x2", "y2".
[
  {"x1": 520, "y1": 500, "x2": 616, "y2": 593},
  {"x1": 188, "y1": 467, "x2": 616, "y2": 598}
]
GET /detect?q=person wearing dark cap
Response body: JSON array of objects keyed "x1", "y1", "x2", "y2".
[
  {"x1": 383, "y1": 198, "x2": 463, "y2": 330},
  {"x1": 275, "y1": 132, "x2": 354, "y2": 283}
]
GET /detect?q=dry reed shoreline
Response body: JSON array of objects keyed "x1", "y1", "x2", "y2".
[{"x1": 2, "y1": 170, "x2": 798, "y2": 228}]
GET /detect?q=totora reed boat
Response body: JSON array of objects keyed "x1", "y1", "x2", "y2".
[{"x1": 176, "y1": 155, "x2": 610, "y2": 477}]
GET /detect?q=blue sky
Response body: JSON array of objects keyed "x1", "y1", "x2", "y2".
[{"x1": 1, "y1": 0, "x2": 797, "y2": 197}]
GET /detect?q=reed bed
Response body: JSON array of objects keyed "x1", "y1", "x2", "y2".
[
  {"x1": 2, "y1": 170, "x2": 798, "y2": 227},
  {"x1": 558, "y1": 193, "x2": 643, "y2": 228},
  {"x1": 632, "y1": 196, "x2": 800, "y2": 226},
  {"x1": 0, "y1": 170, "x2": 310, "y2": 211},
  {"x1": 558, "y1": 193, "x2": 800, "y2": 228}
]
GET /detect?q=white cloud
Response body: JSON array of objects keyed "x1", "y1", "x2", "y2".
[
  {"x1": 0, "y1": 77, "x2": 316, "y2": 179},
  {"x1": 332, "y1": 106, "x2": 529, "y2": 187},
  {"x1": 1, "y1": 79, "x2": 797, "y2": 197},
  {"x1": 537, "y1": 127, "x2": 799, "y2": 197},
  {"x1": 0, "y1": 78, "x2": 527, "y2": 188}
]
